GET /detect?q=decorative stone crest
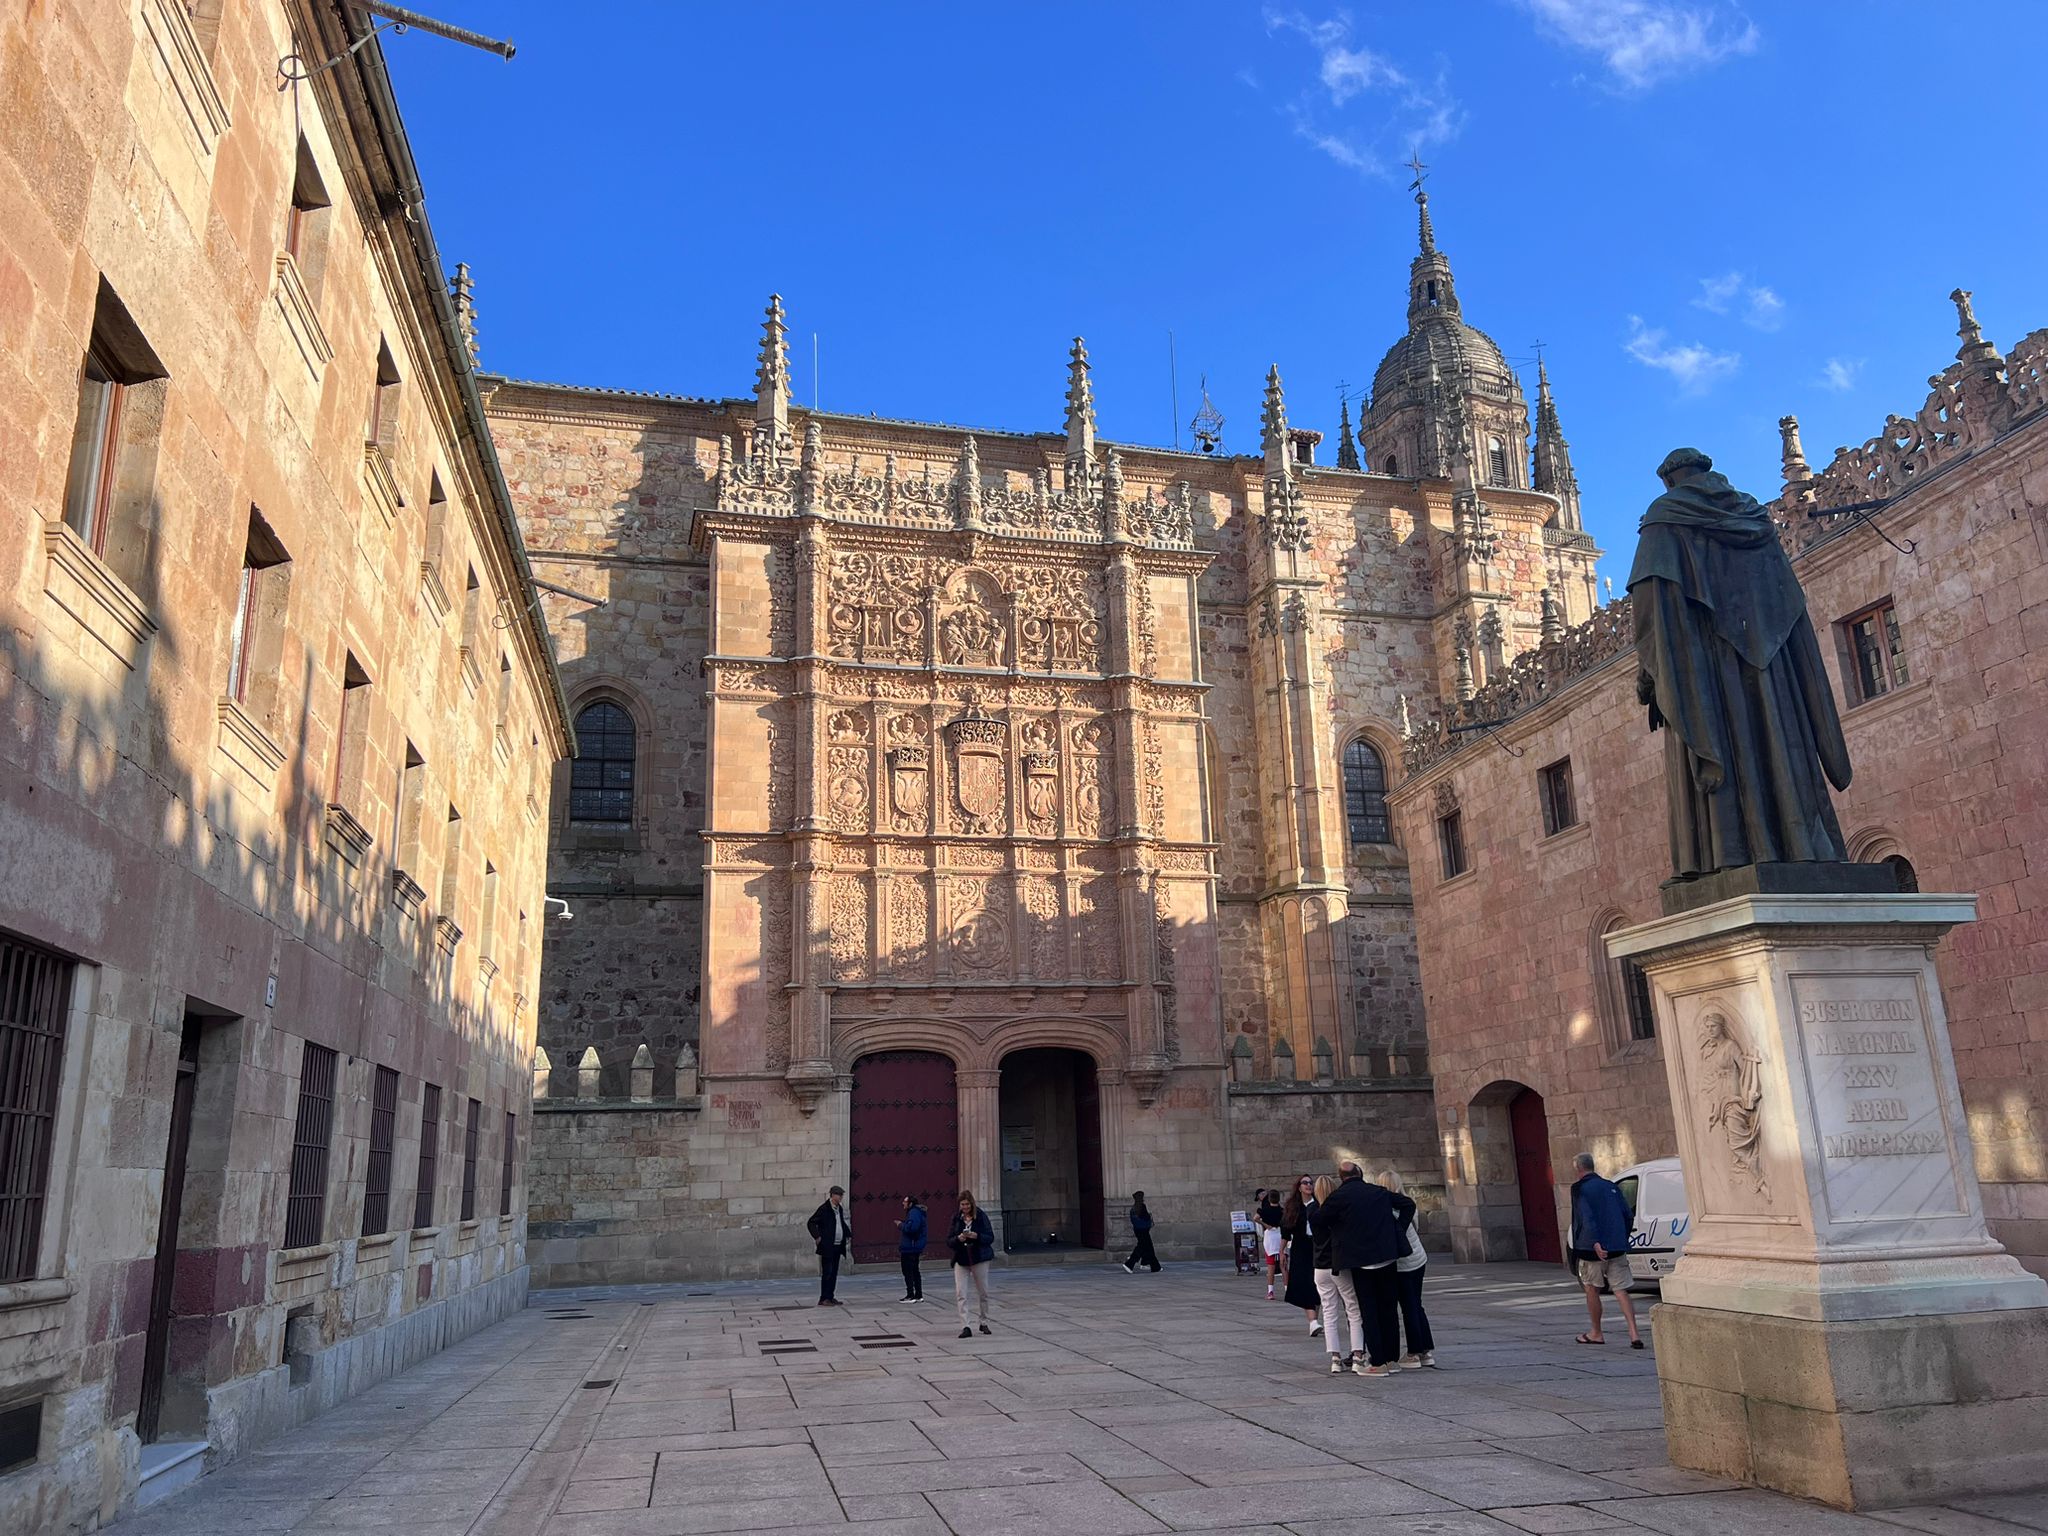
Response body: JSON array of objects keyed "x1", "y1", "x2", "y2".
[
  {"x1": 887, "y1": 745, "x2": 928, "y2": 831},
  {"x1": 947, "y1": 707, "x2": 1007, "y2": 833}
]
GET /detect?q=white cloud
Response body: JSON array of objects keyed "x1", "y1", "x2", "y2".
[
  {"x1": 1262, "y1": 8, "x2": 1463, "y2": 178},
  {"x1": 1692, "y1": 271, "x2": 1783, "y2": 330},
  {"x1": 1819, "y1": 358, "x2": 1862, "y2": 392},
  {"x1": 1624, "y1": 315, "x2": 1740, "y2": 393},
  {"x1": 1515, "y1": 0, "x2": 1760, "y2": 90}
]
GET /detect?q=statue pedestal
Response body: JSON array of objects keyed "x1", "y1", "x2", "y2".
[{"x1": 1608, "y1": 893, "x2": 2048, "y2": 1509}]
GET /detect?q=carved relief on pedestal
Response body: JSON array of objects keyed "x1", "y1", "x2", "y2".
[
  {"x1": 946, "y1": 707, "x2": 1007, "y2": 836},
  {"x1": 1698, "y1": 1005, "x2": 1772, "y2": 1203}
]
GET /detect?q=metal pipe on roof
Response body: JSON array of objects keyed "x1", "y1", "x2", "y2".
[{"x1": 344, "y1": 0, "x2": 514, "y2": 58}]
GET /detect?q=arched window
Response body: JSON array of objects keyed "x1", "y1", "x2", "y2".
[
  {"x1": 1342, "y1": 738, "x2": 1390, "y2": 845},
  {"x1": 570, "y1": 701, "x2": 635, "y2": 822},
  {"x1": 1384, "y1": 453, "x2": 1398, "y2": 477}
]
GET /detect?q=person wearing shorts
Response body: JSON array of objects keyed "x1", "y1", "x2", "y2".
[
  {"x1": 1256, "y1": 1188, "x2": 1285, "y2": 1298},
  {"x1": 1568, "y1": 1153, "x2": 1643, "y2": 1348}
]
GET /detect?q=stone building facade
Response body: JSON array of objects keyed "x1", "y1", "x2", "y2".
[
  {"x1": 1390, "y1": 294, "x2": 2048, "y2": 1278},
  {"x1": 500, "y1": 192, "x2": 1603, "y2": 1284},
  {"x1": 0, "y1": 3, "x2": 568, "y2": 1528}
]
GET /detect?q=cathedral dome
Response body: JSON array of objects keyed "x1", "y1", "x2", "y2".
[{"x1": 1369, "y1": 312, "x2": 1523, "y2": 417}]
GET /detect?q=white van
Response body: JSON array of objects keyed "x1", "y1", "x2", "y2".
[{"x1": 1614, "y1": 1157, "x2": 1690, "y2": 1285}]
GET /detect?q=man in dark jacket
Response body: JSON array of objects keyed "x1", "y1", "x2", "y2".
[
  {"x1": 1121, "y1": 1192, "x2": 1160, "y2": 1273},
  {"x1": 807, "y1": 1185, "x2": 851, "y2": 1306},
  {"x1": 1318, "y1": 1161, "x2": 1416, "y2": 1373},
  {"x1": 897, "y1": 1194, "x2": 928, "y2": 1303},
  {"x1": 1569, "y1": 1154, "x2": 1642, "y2": 1347}
]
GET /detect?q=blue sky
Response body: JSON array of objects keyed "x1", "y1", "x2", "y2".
[{"x1": 387, "y1": 3, "x2": 2045, "y2": 577}]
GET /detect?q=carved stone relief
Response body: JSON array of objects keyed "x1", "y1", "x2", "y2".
[
  {"x1": 946, "y1": 709, "x2": 1007, "y2": 836},
  {"x1": 1699, "y1": 1008, "x2": 1771, "y2": 1202},
  {"x1": 829, "y1": 876, "x2": 870, "y2": 982}
]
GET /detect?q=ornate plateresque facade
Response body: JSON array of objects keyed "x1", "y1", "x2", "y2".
[{"x1": 498, "y1": 190, "x2": 1604, "y2": 1280}]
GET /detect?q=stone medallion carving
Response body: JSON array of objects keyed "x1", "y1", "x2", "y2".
[{"x1": 952, "y1": 908, "x2": 1009, "y2": 971}]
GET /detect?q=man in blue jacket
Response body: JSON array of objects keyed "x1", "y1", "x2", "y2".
[
  {"x1": 897, "y1": 1194, "x2": 928, "y2": 1303},
  {"x1": 1568, "y1": 1153, "x2": 1643, "y2": 1348}
]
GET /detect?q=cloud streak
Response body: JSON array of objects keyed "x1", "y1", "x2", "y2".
[
  {"x1": 1625, "y1": 315, "x2": 1740, "y2": 393},
  {"x1": 1819, "y1": 358, "x2": 1862, "y2": 392},
  {"x1": 1693, "y1": 271, "x2": 1784, "y2": 331},
  {"x1": 1262, "y1": 7, "x2": 1463, "y2": 178},
  {"x1": 1514, "y1": 0, "x2": 1760, "y2": 90}
]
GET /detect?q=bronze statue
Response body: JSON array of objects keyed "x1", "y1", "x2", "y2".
[{"x1": 1629, "y1": 448, "x2": 1853, "y2": 890}]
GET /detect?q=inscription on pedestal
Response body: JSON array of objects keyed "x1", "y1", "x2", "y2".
[{"x1": 1793, "y1": 981, "x2": 1959, "y2": 1222}]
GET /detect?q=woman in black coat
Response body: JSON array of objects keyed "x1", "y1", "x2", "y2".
[{"x1": 1279, "y1": 1175, "x2": 1322, "y2": 1337}]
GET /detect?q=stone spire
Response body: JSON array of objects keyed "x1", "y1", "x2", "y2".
[
  {"x1": 1530, "y1": 356, "x2": 1580, "y2": 528},
  {"x1": 755, "y1": 293, "x2": 792, "y2": 440},
  {"x1": 1404, "y1": 166, "x2": 1460, "y2": 327},
  {"x1": 1261, "y1": 365, "x2": 1290, "y2": 473},
  {"x1": 1778, "y1": 414, "x2": 1811, "y2": 487},
  {"x1": 1064, "y1": 336, "x2": 1096, "y2": 492},
  {"x1": 450, "y1": 263, "x2": 480, "y2": 364},
  {"x1": 1951, "y1": 287, "x2": 1996, "y2": 364},
  {"x1": 1335, "y1": 398, "x2": 1361, "y2": 470}
]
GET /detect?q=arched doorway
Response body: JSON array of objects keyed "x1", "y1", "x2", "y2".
[
  {"x1": 997, "y1": 1048, "x2": 1104, "y2": 1251},
  {"x1": 1509, "y1": 1088, "x2": 1563, "y2": 1264},
  {"x1": 847, "y1": 1051, "x2": 959, "y2": 1262}
]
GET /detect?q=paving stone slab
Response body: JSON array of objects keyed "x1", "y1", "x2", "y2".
[
  {"x1": 1380, "y1": 1453, "x2": 1642, "y2": 1509},
  {"x1": 828, "y1": 1450, "x2": 1101, "y2": 1498},
  {"x1": 1579, "y1": 1492, "x2": 1917, "y2": 1534},
  {"x1": 1132, "y1": 1472, "x2": 1457, "y2": 1527},
  {"x1": 925, "y1": 1478, "x2": 1169, "y2": 1534}
]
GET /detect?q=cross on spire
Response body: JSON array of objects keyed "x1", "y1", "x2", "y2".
[{"x1": 1406, "y1": 151, "x2": 1428, "y2": 195}]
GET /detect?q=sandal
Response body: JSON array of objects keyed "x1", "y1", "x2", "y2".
[
  {"x1": 1630, "y1": 1339, "x2": 1645, "y2": 1349},
  {"x1": 1574, "y1": 1333, "x2": 1605, "y2": 1345}
]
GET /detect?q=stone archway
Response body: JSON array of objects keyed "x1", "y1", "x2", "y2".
[
  {"x1": 1460, "y1": 1079, "x2": 1562, "y2": 1264},
  {"x1": 846, "y1": 1050, "x2": 959, "y2": 1262},
  {"x1": 995, "y1": 1047, "x2": 1105, "y2": 1252}
]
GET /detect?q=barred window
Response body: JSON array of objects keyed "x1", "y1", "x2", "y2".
[
  {"x1": 284, "y1": 1042, "x2": 336, "y2": 1249},
  {"x1": 1342, "y1": 739, "x2": 1390, "y2": 845},
  {"x1": 1623, "y1": 959, "x2": 1657, "y2": 1042},
  {"x1": 361, "y1": 1065, "x2": 399, "y2": 1237},
  {"x1": 460, "y1": 1098, "x2": 481, "y2": 1221},
  {"x1": 413, "y1": 1083, "x2": 440, "y2": 1229},
  {"x1": 570, "y1": 702, "x2": 635, "y2": 822},
  {"x1": 500, "y1": 1110, "x2": 517, "y2": 1218},
  {"x1": 0, "y1": 934, "x2": 76, "y2": 1283}
]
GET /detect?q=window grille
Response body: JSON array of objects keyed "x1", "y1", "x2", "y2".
[
  {"x1": 460, "y1": 1098, "x2": 481, "y2": 1221},
  {"x1": 0, "y1": 934, "x2": 75, "y2": 1283},
  {"x1": 361, "y1": 1065, "x2": 399, "y2": 1237},
  {"x1": 413, "y1": 1083, "x2": 440, "y2": 1228},
  {"x1": 570, "y1": 701, "x2": 636, "y2": 822},
  {"x1": 1623, "y1": 959, "x2": 1657, "y2": 1041},
  {"x1": 1538, "y1": 758, "x2": 1578, "y2": 836},
  {"x1": 500, "y1": 1111, "x2": 517, "y2": 1218},
  {"x1": 283, "y1": 1042, "x2": 337, "y2": 1249},
  {"x1": 1341, "y1": 739, "x2": 1391, "y2": 845}
]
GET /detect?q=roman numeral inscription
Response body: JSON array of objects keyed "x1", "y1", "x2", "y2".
[{"x1": 1793, "y1": 983, "x2": 1960, "y2": 1221}]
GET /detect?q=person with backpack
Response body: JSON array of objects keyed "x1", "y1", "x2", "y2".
[
  {"x1": 897, "y1": 1194, "x2": 928, "y2": 1303},
  {"x1": 1121, "y1": 1191, "x2": 1161, "y2": 1273}
]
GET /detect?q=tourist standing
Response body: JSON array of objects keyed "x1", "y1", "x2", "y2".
[
  {"x1": 1378, "y1": 1169, "x2": 1435, "y2": 1368},
  {"x1": 1319, "y1": 1160, "x2": 1415, "y2": 1376},
  {"x1": 1568, "y1": 1153, "x2": 1644, "y2": 1347},
  {"x1": 1280, "y1": 1175, "x2": 1323, "y2": 1336},
  {"x1": 897, "y1": 1194, "x2": 927, "y2": 1303},
  {"x1": 1257, "y1": 1187, "x2": 1285, "y2": 1299},
  {"x1": 807, "y1": 1185, "x2": 851, "y2": 1307},
  {"x1": 948, "y1": 1189, "x2": 996, "y2": 1338},
  {"x1": 1122, "y1": 1191, "x2": 1161, "y2": 1273},
  {"x1": 1309, "y1": 1175, "x2": 1365, "y2": 1373}
]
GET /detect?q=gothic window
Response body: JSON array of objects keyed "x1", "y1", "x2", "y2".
[
  {"x1": 1384, "y1": 453, "x2": 1398, "y2": 477},
  {"x1": 570, "y1": 701, "x2": 635, "y2": 822},
  {"x1": 1487, "y1": 436, "x2": 1509, "y2": 485},
  {"x1": 1342, "y1": 739, "x2": 1391, "y2": 845},
  {"x1": 1842, "y1": 600, "x2": 1908, "y2": 703}
]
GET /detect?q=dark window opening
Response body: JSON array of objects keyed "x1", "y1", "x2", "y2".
[
  {"x1": 1622, "y1": 959, "x2": 1657, "y2": 1041},
  {"x1": 1384, "y1": 454, "x2": 1398, "y2": 476},
  {"x1": 413, "y1": 1083, "x2": 441, "y2": 1228},
  {"x1": 571, "y1": 701, "x2": 636, "y2": 823},
  {"x1": 499, "y1": 1110, "x2": 517, "y2": 1218},
  {"x1": 1342, "y1": 739, "x2": 1391, "y2": 845},
  {"x1": 0, "y1": 933, "x2": 76, "y2": 1283},
  {"x1": 361, "y1": 1065, "x2": 399, "y2": 1237},
  {"x1": 283, "y1": 1042, "x2": 336, "y2": 1249},
  {"x1": 1538, "y1": 757, "x2": 1578, "y2": 837},
  {"x1": 1437, "y1": 811, "x2": 1467, "y2": 879},
  {"x1": 460, "y1": 1098, "x2": 481, "y2": 1221},
  {"x1": 1843, "y1": 600, "x2": 1908, "y2": 703},
  {"x1": 0, "y1": 1398, "x2": 41, "y2": 1478}
]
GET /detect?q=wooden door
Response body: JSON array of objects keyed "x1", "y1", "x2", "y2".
[
  {"x1": 1509, "y1": 1087, "x2": 1562, "y2": 1265},
  {"x1": 847, "y1": 1051, "x2": 958, "y2": 1262}
]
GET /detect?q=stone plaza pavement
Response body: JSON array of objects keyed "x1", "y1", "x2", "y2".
[{"x1": 109, "y1": 1261, "x2": 2047, "y2": 1536}]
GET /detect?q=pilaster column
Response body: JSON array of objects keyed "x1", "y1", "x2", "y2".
[{"x1": 958, "y1": 1067, "x2": 1003, "y2": 1242}]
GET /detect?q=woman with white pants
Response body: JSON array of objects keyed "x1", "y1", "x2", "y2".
[{"x1": 1309, "y1": 1174, "x2": 1366, "y2": 1372}]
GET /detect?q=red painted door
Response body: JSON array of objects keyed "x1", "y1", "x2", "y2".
[
  {"x1": 1509, "y1": 1088, "x2": 1563, "y2": 1264},
  {"x1": 1074, "y1": 1057, "x2": 1105, "y2": 1249},
  {"x1": 848, "y1": 1051, "x2": 959, "y2": 1262}
]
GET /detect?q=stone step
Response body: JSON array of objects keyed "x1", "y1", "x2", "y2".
[{"x1": 135, "y1": 1440, "x2": 207, "y2": 1510}]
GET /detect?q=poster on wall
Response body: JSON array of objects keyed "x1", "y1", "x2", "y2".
[{"x1": 1001, "y1": 1125, "x2": 1037, "y2": 1172}]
